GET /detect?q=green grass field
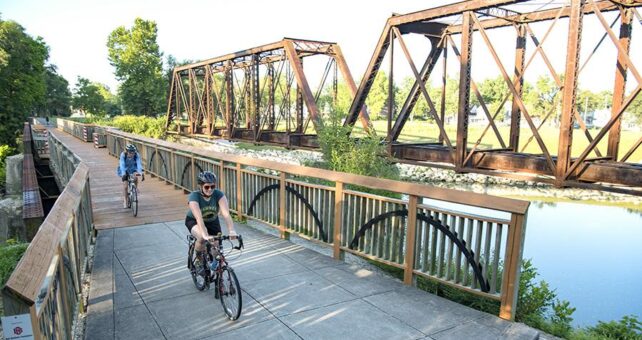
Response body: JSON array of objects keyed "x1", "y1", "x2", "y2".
[
  {"x1": 184, "y1": 118, "x2": 641, "y2": 162},
  {"x1": 351, "y1": 120, "x2": 642, "y2": 163}
]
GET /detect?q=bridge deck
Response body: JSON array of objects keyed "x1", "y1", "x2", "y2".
[
  {"x1": 84, "y1": 220, "x2": 539, "y2": 340},
  {"x1": 50, "y1": 127, "x2": 539, "y2": 339},
  {"x1": 49, "y1": 128, "x2": 187, "y2": 229}
]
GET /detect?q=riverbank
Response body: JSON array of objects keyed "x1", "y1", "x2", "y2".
[{"x1": 178, "y1": 137, "x2": 642, "y2": 211}]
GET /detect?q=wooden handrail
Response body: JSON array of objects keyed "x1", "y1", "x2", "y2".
[{"x1": 107, "y1": 128, "x2": 530, "y2": 214}]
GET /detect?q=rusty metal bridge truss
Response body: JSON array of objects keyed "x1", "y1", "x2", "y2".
[
  {"x1": 165, "y1": 38, "x2": 369, "y2": 148},
  {"x1": 166, "y1": 1, "x2": 642, "y2": 194}
]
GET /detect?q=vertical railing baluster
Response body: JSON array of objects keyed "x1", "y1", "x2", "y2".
[
  {"x1": 491, "y1": 223, "x2": 503, "y2": 294},
  {"x1": 455, "y1": 216, "x2": 465, "y2": 283},
  {"x1": 483, "y1": 222, "x2": 493, "y2": 287}
]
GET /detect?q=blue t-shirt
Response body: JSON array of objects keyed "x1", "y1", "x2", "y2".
[{"x1": 186, "y1": 190, "x2": 225, "y2": 225}]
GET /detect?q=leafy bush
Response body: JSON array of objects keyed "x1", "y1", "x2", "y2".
[
  {"x1": 0, "y1": 240, "x2": 28, "y2": 287},
  {"x1": 516, "y1": 259, "x2": 575, "y2": 338},
  {"x1": 0, "y1": 144, "x2": 17, "y2": 186},
  {"x1": 317, "y1": 111, "x2": 398, "y2": 180},
  {"x1": 89, "y1": 115, "x2": 167, "y2": 139},
  {"x1": 573, "y1": 315, "x2": 642, "y2": 340},
  {"x1": 316, "y1": 110, "x2": 399, "y2": 199}
]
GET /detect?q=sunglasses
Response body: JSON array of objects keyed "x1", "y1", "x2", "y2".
[{"x1": 203, "y1": 184, "x2": 216, "y2": 191}]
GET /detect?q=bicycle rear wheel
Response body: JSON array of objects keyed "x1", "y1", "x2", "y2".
[
  {"x1": 130, "y1": 186, "x2": 138, "y2": 217},
  {"x1": 188, "y1": 244, "x2": 208, "y2": 291},
  {"x1": 218, "y1": 266, "x2": 242, "y2": 320}
]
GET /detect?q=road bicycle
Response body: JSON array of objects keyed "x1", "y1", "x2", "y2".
[
  {"x1": 125, "y1": 173, "x2": 143, "y2": 217},
  {"x1": 187, "y1": 233, "x2": 244, "y2": 320}
]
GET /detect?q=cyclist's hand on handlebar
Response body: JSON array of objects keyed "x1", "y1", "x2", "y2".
[{"x1": 229, "y1": 230, "x2": 238, "y2": 240}]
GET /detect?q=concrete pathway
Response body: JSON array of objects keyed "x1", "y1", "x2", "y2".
[{"x1": 85, "y1": 220, "x2": 539, "y2": 340}]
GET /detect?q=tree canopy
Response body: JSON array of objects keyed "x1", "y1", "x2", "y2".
[
  {"x1": 39, "y1": 65, "x2": 72, "y2": 117},
  {"x1": 107, "y1": 18, "x2": 164, "y2": 116},
  {"x1": 0, "y1": 18, "x2": 49, "y2": 146}
]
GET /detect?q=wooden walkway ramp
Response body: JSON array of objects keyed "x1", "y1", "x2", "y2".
[{"x1": 49, "y1": 128, "x2": 187, "y2": 229}]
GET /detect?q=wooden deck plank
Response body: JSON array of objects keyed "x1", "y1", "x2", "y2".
[{"x1": 49, "y1": 128, "x2": 190, "y2": 230}]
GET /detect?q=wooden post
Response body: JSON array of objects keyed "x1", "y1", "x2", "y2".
[
  {"x1": 499, "y1": 212, "x2": 528, "y2": 320},
  {"x1": 279, "y1": 172, "x2": 290, "y2": 240},
  {"x1": 403, "y1": 195, "x2": 418, "y2": 285},
  {"x1": 235, "y1": 163, "x2": 243, "y2": 218},
  {"x1": 30, "y1": 304, "x2": 41, "y2": 340},
  {"x1": 57, "y1": 245, "x2": 72, "y2": 336},
  {"x1": 190, "y1": 155, "x2": 196, "y2": 191},
  {"x1": 154, "y1": 145, "x2": 159, "y2": 178},
  {"x1": 219, "y1": 160, "x2": 225, "y2": 193},
  {"x1": 333, "y1": 181, "x2": 344, "y2": 260}
]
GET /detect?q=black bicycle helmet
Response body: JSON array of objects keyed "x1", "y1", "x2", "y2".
[
  {"x1": 125, "y1": 144, "x2": 137, "y2": 152},
  {"x1": 197, "y1": 171, "x2": 217, "y2": 185}
]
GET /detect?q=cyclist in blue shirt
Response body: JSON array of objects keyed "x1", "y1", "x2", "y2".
[
  {"x1": 117, "y1": 144, "x2": 143, "y2": 208},
  {"x1": 186, "y1": 171, "x2": 238, "y2": 264}
]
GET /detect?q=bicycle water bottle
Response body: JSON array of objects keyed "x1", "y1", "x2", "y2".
[{"x1": 209, "y1": 260, "x2": 218, "y2": 271}]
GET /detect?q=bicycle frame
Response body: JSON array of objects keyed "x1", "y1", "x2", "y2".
[
  {"x1": 126, "y1": 173, "x2": 141, "y2": 216},
  {"x1": 188, "y1": 234, "x2": 243, "y2": 282}
]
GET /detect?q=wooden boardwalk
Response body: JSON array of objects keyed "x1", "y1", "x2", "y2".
[{"x1": 49, "y1": 128, "x2": 187, "y2": 229}]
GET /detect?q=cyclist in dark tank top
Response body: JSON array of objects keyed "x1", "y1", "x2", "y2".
[{"x1": 185, "y1": 171, "x2": 238, "y2": 260}]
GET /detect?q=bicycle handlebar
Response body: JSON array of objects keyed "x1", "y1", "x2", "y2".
[{"x1": 188, "y1": 234, "x2": 244, "y2": 250}]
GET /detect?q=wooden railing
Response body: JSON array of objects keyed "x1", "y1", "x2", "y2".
[
  {"x1": 2, "y1": 130, "x2": 94, "y2": 339},
  {"x1": 55, "y1": 118, "x2": 108, "y2": 148},
  {"x1": 106, "y1": 129, "x2": 530, "y2": 320},
  {"x1": 56, "y1": 119, "x2": 97, "y2": 142}
]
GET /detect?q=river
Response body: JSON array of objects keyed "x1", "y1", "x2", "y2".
[{"x1": 522, "y1": 200, "x2": 642, "y2": 327}]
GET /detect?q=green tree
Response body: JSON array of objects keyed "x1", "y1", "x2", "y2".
[
  {"x1": 0, "y1": 18, "x2": 48, "y2": 146},
  {"x1": 107, "y1": 18, "x2": 164, "y2": 116},
  {"x1": 318, "y1": 81, "x2": 353, "y2": 116},
  {"x1": 396, "y1": 76, "x2": 432, "y2": 120},
  {"x1": 525, "y1": 75, "x2": 560, "y2": 119},
  {"x1": 72, "y1": 77, "x2": 106, "y2": 116},
  {"x1": 475, "y1": 76, "x2": 509, "y2": 120},
  {"x1": 97, "y1": 84, "x2": 121, "y2": 116},
  {"x1": 366, "y1": 71, "x2": 390, "y2": 120},
  {"x1": 39, "y1": 65, "x2": 71, "y2": 117}
]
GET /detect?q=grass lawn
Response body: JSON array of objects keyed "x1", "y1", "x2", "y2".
[{"x1": 352, "y1": 120, "x2": 642, "y2": 163}]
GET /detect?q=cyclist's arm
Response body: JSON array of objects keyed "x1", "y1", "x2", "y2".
[
  {"x1": 118, "y1": 153, "x2": 126, "y2": 175},
  {"x1": 188, "y1": 201, "x2": 210, "y2": 240},
  {"x1": 218, "y1": 195, "x2": 237, "y2": 237},
  {"x1": 135, "y1": 152, "x2": 143, "y2": 175}
]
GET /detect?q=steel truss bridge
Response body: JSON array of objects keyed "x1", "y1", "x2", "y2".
[{"x1": 165, "y1": 0, "x2": 642, "y2": 194}]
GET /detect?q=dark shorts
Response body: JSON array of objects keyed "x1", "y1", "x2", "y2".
[{"x1": 185, "y1": 216, "x2": 221, "y2": 236}]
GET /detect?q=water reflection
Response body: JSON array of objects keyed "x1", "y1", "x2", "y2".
[
  {"x1": 423, "y1": 197, "x2": 641, "y2": 327},
  {"x1": 523, "y1": 201, "x2": 642, "y2": 327}
]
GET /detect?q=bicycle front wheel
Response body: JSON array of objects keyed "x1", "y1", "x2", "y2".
[
  {"x1": 130, "y1": 186, "x2": 138, "y2": 217},
  {"x1": 218, "y1": 266, "x2": 242, "y2": 320}
]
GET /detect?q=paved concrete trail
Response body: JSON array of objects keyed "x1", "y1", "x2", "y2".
[{"x1": 85, "y1": 220, "x2": 539, "y2": 340}]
